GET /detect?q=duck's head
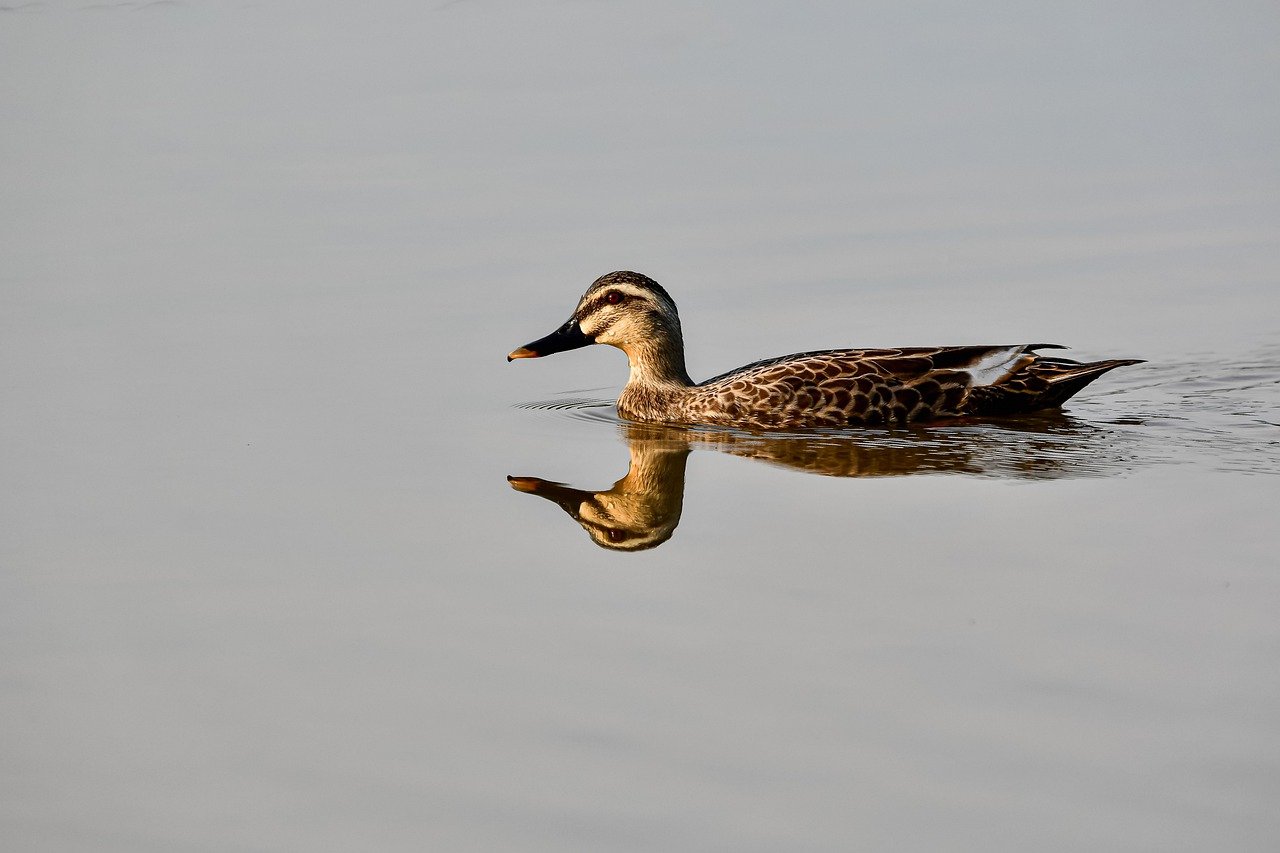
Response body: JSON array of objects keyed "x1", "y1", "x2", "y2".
[{"x1": 507, "y1": 271, "x2": 683, "y2": 363}]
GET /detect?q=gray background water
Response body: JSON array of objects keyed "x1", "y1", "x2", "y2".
[{"x1": 4, "y1": 2, "x2": 1279, "y2": 850}]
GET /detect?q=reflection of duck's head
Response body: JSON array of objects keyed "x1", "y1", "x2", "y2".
[{"x1": 508, "y1": 435, "x2": 689, "y2": 552}]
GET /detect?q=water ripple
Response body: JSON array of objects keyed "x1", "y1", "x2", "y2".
[
  {"x1": 513, "y1": 346, "x2": 1280, "y2": 477},
  {"x1": 1094, "y1": 346, "x2": 1280, "y2": 475}
]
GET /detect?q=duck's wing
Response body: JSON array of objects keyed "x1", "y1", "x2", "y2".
[
  {"x1": 699, "y1": 344, "x2": 1065, "y2": 386},
  {"x1": 851, "y1": 344, "x2": 1145, "y2": 416}
]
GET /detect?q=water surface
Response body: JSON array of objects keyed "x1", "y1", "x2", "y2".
[{"x1": 3, "y1": 2, "x2": 1279, "y2": 851}]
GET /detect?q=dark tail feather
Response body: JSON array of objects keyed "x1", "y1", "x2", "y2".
[{"x1": 1039, "y1": 358, "x2": 1145, "y2": 408}]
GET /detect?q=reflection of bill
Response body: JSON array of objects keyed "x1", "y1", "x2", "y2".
[{"x1": 509, "y1": 417, "x2": 1142, "y2": 552}]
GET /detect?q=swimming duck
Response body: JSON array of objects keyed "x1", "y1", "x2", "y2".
[{"x1": 507, "y1": 271, "x2": 1143, "y2": 430}]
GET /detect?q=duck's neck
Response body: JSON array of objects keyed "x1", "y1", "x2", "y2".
[
  {"x1": 615, "y1": 333, "x2": 694, "y2": 423},
  {"x1": 620, "y1": 333, "x2": 693, "y2": 389}
]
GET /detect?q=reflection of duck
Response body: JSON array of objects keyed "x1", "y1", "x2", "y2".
[
  {"x1": 508, "y1": 271, "x2": 1143, "y2": 430},
  {"x1": 509, "y1": 417, "x2": 1141, "y2": 551},
  {"x1": 509, "y1": 432, "x2": 690, "y2": 552}
]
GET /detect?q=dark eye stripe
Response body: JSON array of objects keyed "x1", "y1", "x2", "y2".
[{"x1": 580, "y1": 290, "x2": 642, "y2": 319}]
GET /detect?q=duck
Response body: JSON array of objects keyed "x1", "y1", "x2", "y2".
[{"x1": 507, "y1": 271, "x2": 1143, "y2": 430}]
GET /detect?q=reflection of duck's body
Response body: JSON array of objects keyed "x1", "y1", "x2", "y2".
[
  {"x1": 510, "y1": 418, "x2": 1142, "y2": 551},
  {"x1": 509, "y1": 271, "x2": 1143, "y2": 430}
]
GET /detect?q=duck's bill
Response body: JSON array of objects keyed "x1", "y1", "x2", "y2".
[
  {"x1": 507, "y1": 319, "x2": 592, "y2": 361},
  {"x1": 508, "y1": 475, "x2": 582, "y2": 504}
]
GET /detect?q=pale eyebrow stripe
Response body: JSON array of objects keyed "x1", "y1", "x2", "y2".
[{"x1": 577, "y1": 285, "x2": 651, "y2": 320}]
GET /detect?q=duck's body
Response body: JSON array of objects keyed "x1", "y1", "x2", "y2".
[
  {"x1": 508, "y1": 271, "x2": 1143, "y2": 430},
  {"x1": 615, "y1": 343, "x2": 1141, "y2": 430}
]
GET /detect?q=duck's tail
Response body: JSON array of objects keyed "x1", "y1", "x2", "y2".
[
  {"x1": 1038, "y1": 357, "x2": 1146, "y2": 407},
  {"x1": 965, "y1": 349, "x2": 1144, "y2": 416}
]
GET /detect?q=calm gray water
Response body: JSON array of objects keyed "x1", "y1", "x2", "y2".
[{"x1": 4, "y1": 2, "x2": 1280, "y2": 851}]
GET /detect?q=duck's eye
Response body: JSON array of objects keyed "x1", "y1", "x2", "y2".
[{"x1": 604, "y1": 291, "x2": 625, "y2": 305}]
